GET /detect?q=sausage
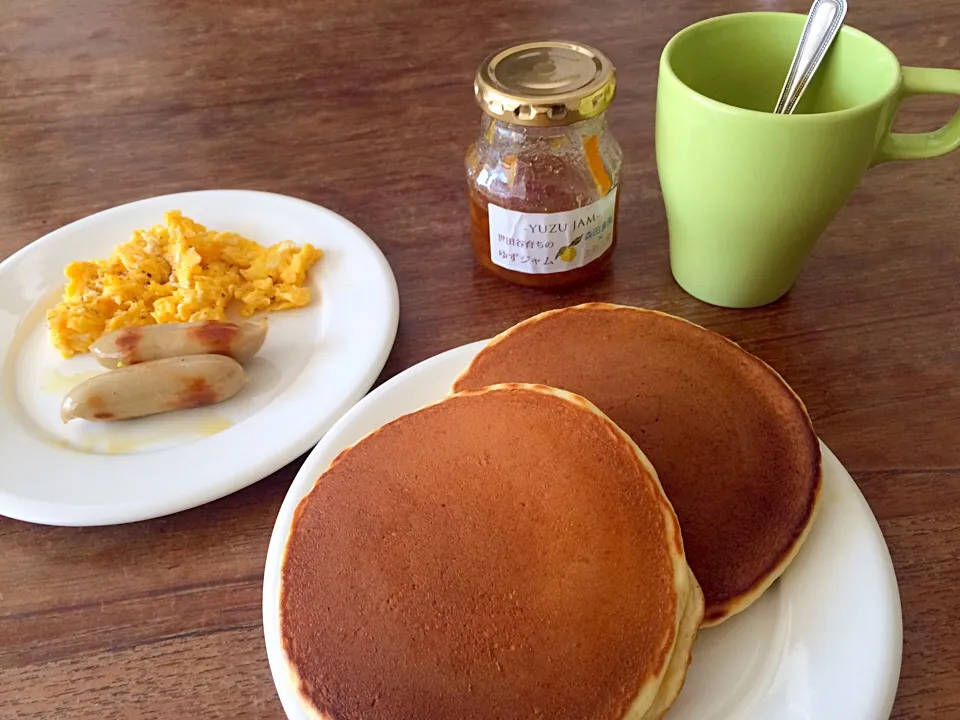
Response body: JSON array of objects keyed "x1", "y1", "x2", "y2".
[
  {"x1": 61, "y1": 355, "x2": 246, "y2": 423},
  {"x1": 90, "y1": 318, "x2": 267, "y2": 369}
]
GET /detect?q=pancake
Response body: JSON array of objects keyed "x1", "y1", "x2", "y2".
[
  {"x1": 280, "y1": 384, "x2": 703, "y2": 720},
  {"x1": 454, "y1": 304, "x2": 822, "y2": 626}
]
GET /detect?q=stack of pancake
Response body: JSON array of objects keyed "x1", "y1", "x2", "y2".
[{"x1": 279, "y1": 303, "x2": 822, "y2": 719}]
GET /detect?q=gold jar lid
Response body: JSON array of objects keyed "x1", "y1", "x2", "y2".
[{"x1": 474, "y1": 41, "x2": 616, "y2": 127}]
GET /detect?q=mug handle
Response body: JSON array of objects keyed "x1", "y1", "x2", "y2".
[{"x1": 873, "y1": 67, "x2": 960, "y2": 163}]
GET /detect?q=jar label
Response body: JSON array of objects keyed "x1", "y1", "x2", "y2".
[{"x1": 487, "y1": 188, "x2": 618, "y2": 274}]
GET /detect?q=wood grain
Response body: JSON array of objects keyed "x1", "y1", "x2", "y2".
[{"x1": 1, "y1": 0, "x2": 958, "y2": 717}]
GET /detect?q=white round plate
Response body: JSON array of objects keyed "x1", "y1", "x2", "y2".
[
  {"x1": 263, "y1": 340, "x2": 902, "y2": 720},
  {"x1": 0, "y1": 190, "x2": 398, "y2": 526}
]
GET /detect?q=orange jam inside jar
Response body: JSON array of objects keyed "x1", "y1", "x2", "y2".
[{"x1": 466, "y1": 41, "x2": 623, "y2": 288}]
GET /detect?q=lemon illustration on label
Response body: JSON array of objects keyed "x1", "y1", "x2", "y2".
[{"x1": 556, "y1": 235, "x2": 583, "y2": 262}]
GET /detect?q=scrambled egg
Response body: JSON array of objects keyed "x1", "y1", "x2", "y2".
[{"x1": 47, "y1": 210, "x2": 322, "y2": 357}]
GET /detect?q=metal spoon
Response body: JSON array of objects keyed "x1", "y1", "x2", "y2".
[{"x1": 774, "y1": 0, "x2": 848, "y2": 114}]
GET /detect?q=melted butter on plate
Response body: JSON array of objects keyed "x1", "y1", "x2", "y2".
[
  {"x1": 69, "y1": 414, "x2": 234, "y2": 455},
  {"x1": 41, "y1": 368, "x2": 104, "y2": 394}
]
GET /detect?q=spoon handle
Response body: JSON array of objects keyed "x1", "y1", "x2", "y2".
[{"x1": 774, "y1": 0, "x2": 848, "y2": 114}]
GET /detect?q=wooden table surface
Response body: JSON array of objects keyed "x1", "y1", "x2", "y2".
[{"x1": 2, "y1": 0, "x2": 958, "y2": 717}]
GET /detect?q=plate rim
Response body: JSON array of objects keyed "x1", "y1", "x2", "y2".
[
  {"x1": 0, "y1": 189, "x2": 400, "y2": 526},
  {"x1": 261, "y1": 339, "x2": 903, "y2": 720}
]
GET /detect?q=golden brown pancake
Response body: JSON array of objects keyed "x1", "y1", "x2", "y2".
[
  {"x1": 280, "y1": 384, "x2": 703, "y2": 720},
  {"x1": 454, "y1": 304, "x2": 822, "y2": 625}
]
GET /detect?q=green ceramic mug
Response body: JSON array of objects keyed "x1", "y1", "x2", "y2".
[{"x1": 656, "y1": 12, "x2": 960, "y2": 308}]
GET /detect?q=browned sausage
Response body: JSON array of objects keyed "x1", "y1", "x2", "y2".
[
  {"x1": 90, "y1": 318, "x2": 267, "y2": 369},
  {"x1": 61, "y1": 355, "x2": 246, "y2": 423}
]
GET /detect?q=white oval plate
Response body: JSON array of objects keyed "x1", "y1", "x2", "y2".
[
  {"x1": 263, "y1": 341, "x2": 902, "y2": 720},
  {"x1": 0, "y1": 190, "x2": 398, "y2": 526}
]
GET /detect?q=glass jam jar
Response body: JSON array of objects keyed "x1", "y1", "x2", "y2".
[{"x1": 466, "y1": 41, "x2": 623, "y2": 288}]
